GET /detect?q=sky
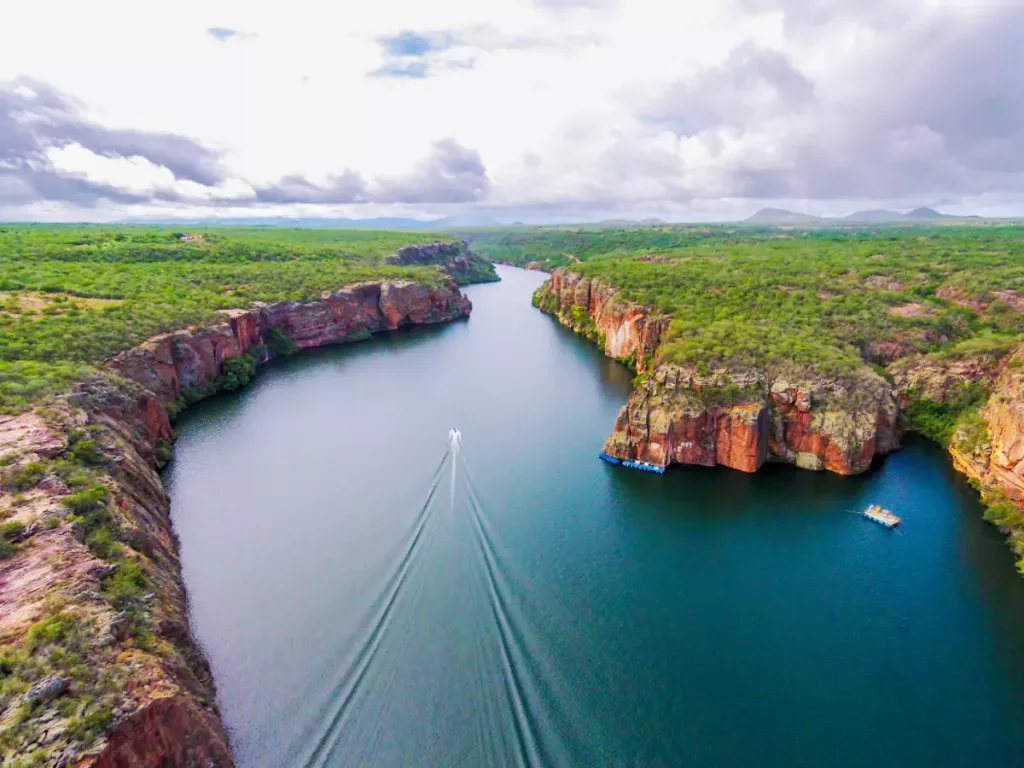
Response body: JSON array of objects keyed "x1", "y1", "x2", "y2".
[{"x1": 1, "y1": 0, "x2": 1022, "y2": 223}]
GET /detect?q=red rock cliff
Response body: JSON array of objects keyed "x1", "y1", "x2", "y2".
[
  {"x1": 538, "y1": 269, "x2": 667, "y2": 371},
  {"x1": 109, "y1": 279, "x2": 470, "y2": 410},
  {"x1": 0, "y1": 279, "x2": 470, "y2": 766},
  {"x1": 536, "y1": 269, "x2": 899, "y2": 475},
  {"x1": 931, "y1": 346, "x2": 1024, "y2": 502},
  {"x1": 600, "y1": 364, "x2": 898, "y2": 475}
]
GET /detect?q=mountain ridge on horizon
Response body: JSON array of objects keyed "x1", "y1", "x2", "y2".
[{"x1": 745, "y1": 206, "x2": 982, "y2": 225}]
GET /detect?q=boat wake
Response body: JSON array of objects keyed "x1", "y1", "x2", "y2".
[{"x1": 278, "y1": 444, "x2": 619, "y2": 768}]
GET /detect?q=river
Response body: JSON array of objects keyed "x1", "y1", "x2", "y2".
[{"x1": 165, "y1": 266, "x2": 1024, "y2": 767}]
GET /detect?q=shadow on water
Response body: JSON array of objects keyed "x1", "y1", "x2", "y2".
[
  {"x1": 540, "y1": 316, "x2": 635, "y2": 400},
  {"x1": 167, "y1": 321, "x2": 462, "y2": 436}
]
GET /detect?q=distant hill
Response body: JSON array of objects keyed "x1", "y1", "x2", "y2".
[
  {"x1": 746, "y1": 206, "x2": 976, "y2": 225},
  {"x1": 905, "y1": 207, "x2": 946, "y2": 220},
  {"x1": 744, "y1": 208, "x2": 825, "y2": 225}
]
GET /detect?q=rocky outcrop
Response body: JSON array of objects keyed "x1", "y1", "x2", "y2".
[
  {"x1": 536, "y1": 268, "x2": 899, "y2": 475},
  {"x1": 92, "y1": 697, "x2": 233, "y2": 768},
  {"x1": 384, "y1": 241, "x2": 498, "y2": 285},
  {"x1": 889, "y1": 351, "x2": 1001, "y2": 405},
  {"x1": 0, "y1": 279, "x2": 471, "y2": 766},
  {"x1": 941, "y1": 346, "x2": 1024, "y2": 502},
  {"x1": 536, "y1": 269, "x2": 667, "y2": 371},
  {"x1": 600, "y1": 364, "x2": 898, "y2": 475}
]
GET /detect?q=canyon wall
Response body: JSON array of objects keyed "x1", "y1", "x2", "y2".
[
  {"x1": 909, "y1": 348, "x2": 1024, "y2": 504},
  {"x1": 0, "y1": 279, "x2": 470, "y2": 767},
  {"x1": 537, "y1": 269, "x2": 667, "y2": 372},
  {"x1": 536, "y1": 269, "x2": 899, "y2": 475}
]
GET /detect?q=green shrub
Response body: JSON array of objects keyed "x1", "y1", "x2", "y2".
[
  {"x1": 62, "y1": 484, "x2": 108, "y2": 514},
  {"x1": 85, "y1": 527, "x2": 118, "y2": 559},
  {"x1": 67, "y1": 707, "x2": 115, "y2": 741},
  {"x1": 1, "y1": 520, "x2": 25, "y2": 540},
  {"x1": 218, "y1": 352, "x2": 257, "y2": 391},
  {"x1": 154, "y1": 439, "x2": 173, "y2": 467},
  {"x1": 52, "y1": 459, "x2": 95, "y2": 490},
  {"x1": 69, "y1": 438, "x2": 104, "y2": 465},
  {"x1": 266, "y1": 327, "x2": 299, "y2": 357},
  {"x1": 3, "y1": 461, "x2": 46, "y2": 491},
  {"x1": 26, "y1": 613, "x2": 78, "y2": 652},
  {"x1": 102, "y1": 561, "x2": 148, "y2": 612}
]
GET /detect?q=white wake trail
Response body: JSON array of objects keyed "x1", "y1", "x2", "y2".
[
  {"x1": 448, "y1": 429, "x2": 462, "y2": 510},
  {"x1": 451, "y1": 450, "x2": 458, "y2": 510}
]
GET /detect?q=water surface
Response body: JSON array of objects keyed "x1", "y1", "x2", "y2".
[{"x1": 166, "y1": 266, "x2": 1024, "y2": 767}]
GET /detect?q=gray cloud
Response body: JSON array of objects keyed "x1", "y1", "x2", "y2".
[
  {"x1": 634, "y1": 3, "x2": 1024, "y2": 201},
  {"x1": 376, "y1": 139, "x2": 490, "y2": 203},
  {"x1": 0, "y1": 79, "x2": 492, "y2": 209},
  {"x1": 250, "y1": 140, "x2": 489, "y2": 205},
  {"x1": 640, "y1": 43, "x2": 815, "y2": 136},
  {"x1": 254, "y1": 172, "x2": 368, "y2": 204},
  {"x1": 63, "y1": 125, "x2": 226, "y2": 186},
  {"x1": 0, "y1": 78, "x2": 226, "y2": 206}
]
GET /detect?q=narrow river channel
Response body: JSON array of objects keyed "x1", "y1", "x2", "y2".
[{"x1": 165, "y1": 266, "x2": 1024, "y2": 767}]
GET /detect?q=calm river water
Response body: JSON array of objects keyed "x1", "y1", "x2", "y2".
[{"x1": 165, "y1": 266, "x2": 1024, "y2": 767}]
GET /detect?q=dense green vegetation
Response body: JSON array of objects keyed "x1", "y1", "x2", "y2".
[
  {"x1": 525, "y1": 226, "x2": 1024, "y2": 374},
  {"x1": 982, "y1": 488, "x2": 1024, "y2": 576},
  {"x1": 904, "y1": 382, "x2": 990, "y2": 445},
  {"x1": 461, "y1": 225, "x2": 738, "y2": 269},
  {"x1": 0, "y1": 226, "x2": 487, "y2": 414}
]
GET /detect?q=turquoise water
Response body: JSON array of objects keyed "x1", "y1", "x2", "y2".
[{"x1": 165, "y1": 266, "x2": 1024, "y2": 767}]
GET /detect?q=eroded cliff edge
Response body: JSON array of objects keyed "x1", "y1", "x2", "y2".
[
  {"x1": 535, "y1": 269, "x2": 899, "y2": 475},
  {"x1": 0, "y1": 279, "x2": 470, "y2": 766}
]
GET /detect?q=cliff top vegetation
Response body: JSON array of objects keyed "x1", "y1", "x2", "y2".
[
  {"x1": 515, "y1": 225, "x2": 1024, "y2": 376},
  {"x1": 0, "y1": 226, "x2": 492, "y2": 414}
]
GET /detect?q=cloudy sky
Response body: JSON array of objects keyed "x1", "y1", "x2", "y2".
[{"x1": 1, "y1": 0, "x2": 1022, "y2": 223}]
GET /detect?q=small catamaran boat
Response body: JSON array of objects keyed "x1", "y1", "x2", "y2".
[{"x1": 862, "y1": 504, "x2": 900, "y2": 529}]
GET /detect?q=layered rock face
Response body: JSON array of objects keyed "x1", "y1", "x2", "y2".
[
  {"x1": 109, "y1": 280, "x2": 471, "y2": 409},
  {"x1": 0, "y1": 279, "x2": 470, "y2": 766},
  {"x1": 601, "y1": 364, "x2": 899, "y2": 475},
  {"x1": 537, "y1": 269, "x2": 667, "y2": 371},
  {"x1": 536, "y1": 269, "x2": 899, "y2": 475},
  {"x1": 929, "y1": 347, "x2": 1024, "y2": 502}
]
